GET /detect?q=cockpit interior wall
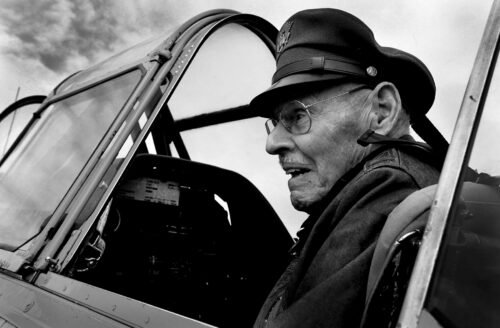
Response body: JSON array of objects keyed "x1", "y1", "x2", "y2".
[{"x1": 66, "y1": 154, "x2": 293, "y2": 327}]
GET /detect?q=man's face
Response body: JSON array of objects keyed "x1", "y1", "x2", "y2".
[{"x1": 266, "y1": 83, "x2": 369, "y2": 213}]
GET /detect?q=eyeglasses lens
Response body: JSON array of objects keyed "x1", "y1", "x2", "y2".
[
  {"x1": 280, "y1": 101, "x2": 311, "y2": 134},
  {"x1": 265, "y1": 101, "x2": 311, "y2": 135},
  {"x1": 265, "y1": 119, "x2": 278, "y2": 134}
]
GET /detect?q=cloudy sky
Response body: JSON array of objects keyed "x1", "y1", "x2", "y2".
[
  {"x1": 0, "y1": 0, "x2": 495, "y2": 233},
  {"x1": 0, "y1": 0, "x2": 493, "y2": 134}
]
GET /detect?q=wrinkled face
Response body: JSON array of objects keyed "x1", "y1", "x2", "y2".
[{"x1": 266, "y1": 83, "x2": 370, "y2": 213}]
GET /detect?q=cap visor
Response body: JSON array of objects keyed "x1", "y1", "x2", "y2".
[{"x1": 250, "y1": 72, "x2": 347, "y2": 117}]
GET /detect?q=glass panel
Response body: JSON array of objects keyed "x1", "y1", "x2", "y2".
[
  {"x1": 424, "y1": 45, "x2": 500, "y2": 327},
  {"x1": 0, "y1": 103, "x2": 39, "y2": 157},
  {"x1": 468, "y1": 76, "x2": 500, "y2": 175},
  {"x1": 169, "y1": 24, "x2": 305, "y2": 234},
  {"x1": 0, "y1": 70, "x2": 141, "y2": 251},
  {"x1": 57, "y1": 33, "x2": 167, "y2": 94},
  {"x1": 169, "y1": 23, "x2": 274, "y2": 120}
]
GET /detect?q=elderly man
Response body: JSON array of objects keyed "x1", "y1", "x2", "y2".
[{"x1": 250, "y1": 8, "x2": 441, "y2": 328}]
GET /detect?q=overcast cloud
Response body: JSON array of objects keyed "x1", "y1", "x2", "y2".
[{"x1": 0, "y1": 0, "x2": 186, "y2": 72}]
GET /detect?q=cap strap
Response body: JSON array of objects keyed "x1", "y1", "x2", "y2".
[{"x1": 272, "y1": 56, "x2": 371, "y2": 83}]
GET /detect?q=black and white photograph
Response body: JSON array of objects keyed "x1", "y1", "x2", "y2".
[{"x1": 0, "y1": 1, "x2": 499, "y2": 327}]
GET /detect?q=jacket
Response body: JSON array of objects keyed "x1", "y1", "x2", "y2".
[{"x1": 253, "y1": 144, "x2": 440, "y2": 328}]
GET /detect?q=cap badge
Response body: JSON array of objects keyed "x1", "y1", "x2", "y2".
[{"x1": 277, "y1": 20, "x2": 294, "y2": 54}]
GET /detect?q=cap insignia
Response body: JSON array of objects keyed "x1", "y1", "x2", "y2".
[{"x1": 277, "y1": 20, "x2": 294, "y2": 54}]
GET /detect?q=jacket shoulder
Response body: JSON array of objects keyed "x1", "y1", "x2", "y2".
[{"x1": 361, "y1": 147, "x2": 440, "y2": 189}]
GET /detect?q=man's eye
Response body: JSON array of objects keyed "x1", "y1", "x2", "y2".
[
  {"x1": 295, "y1": 111, "x2": 306, "y2": 119},
  {"x1": 294, "y1": 110, "x2": 308, "y2": 123}
]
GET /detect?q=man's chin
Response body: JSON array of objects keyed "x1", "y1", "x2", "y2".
[
  {"x1": 290, "y1": 188, "x2": 329, "y2": 214},
  {"x1": 290, "y1": 193, "x2": 316, "y2": 214}
]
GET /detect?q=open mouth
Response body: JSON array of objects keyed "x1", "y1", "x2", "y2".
[{"x1": 285, "y1": 168, "x2": 310, "y2": 178}]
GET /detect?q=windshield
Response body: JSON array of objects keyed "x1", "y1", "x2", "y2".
[
  {"x1": 423, "y1": 41, "x2": 500, "y2": 328},
  {"x1": 168, "y1": 23, "x2": 306, "y2": 234},
  {"x1": 0, "y1": 70, "x2": 141, "y2": 251},
  {"x1": 56, "y1": 33, "x2": 167, "y2": 95},
  {"x1": 0, "y1": 102, "x2": 40, "y2": 157}
]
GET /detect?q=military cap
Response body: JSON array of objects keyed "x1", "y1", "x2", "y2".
[{"x1": 251, "y1": 8, "x2": 435, "y2": 118}]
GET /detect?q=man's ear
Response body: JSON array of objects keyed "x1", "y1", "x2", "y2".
[{"x1": 366, "y1": 82, "x2": 403, "y2": 136}]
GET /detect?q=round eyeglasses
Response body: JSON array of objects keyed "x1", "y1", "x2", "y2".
[{"x1": 265, "y1": 85, "x2": 368, "y2": 135}]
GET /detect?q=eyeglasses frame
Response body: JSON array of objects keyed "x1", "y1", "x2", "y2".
[{"x1": 265, "y1": 84, "x2": 369, "y2": 135}]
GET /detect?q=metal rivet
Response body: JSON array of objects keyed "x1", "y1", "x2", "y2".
[{"x1": 366, "y1": 66, "x2": 378, "y2": 77}]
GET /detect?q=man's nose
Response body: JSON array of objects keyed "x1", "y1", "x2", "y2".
[{"x1": 266, "y1": 123, "x2": 294, "y2": 155}]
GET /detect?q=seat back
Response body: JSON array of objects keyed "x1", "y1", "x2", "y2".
[
  {"x1": 367, "y1": 185, "x2": 437, "y2": 300},
  {"x1": 362, "y1": 182, "x2": 500, "y2": 328},
  {"x1": 361, "y1": 185, "x2": 436, "y2": 328}
]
